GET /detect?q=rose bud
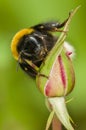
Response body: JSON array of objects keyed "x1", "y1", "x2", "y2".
[{"x1": 36, "y1": 42, "x2": 75, "y2": 97}]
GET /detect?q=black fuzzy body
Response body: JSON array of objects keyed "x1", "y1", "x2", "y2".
[{"x1": 17, "y1": 20, "x2": 67, "y2": 77}]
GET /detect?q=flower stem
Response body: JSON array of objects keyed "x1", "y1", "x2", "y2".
[{"x1": 52, "y1": 115, "x2": 62, "y2": 130}]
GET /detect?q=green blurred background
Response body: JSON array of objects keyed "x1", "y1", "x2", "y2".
[{"x1": 0, "y1": 0, "x2": 86, "y2": 130}]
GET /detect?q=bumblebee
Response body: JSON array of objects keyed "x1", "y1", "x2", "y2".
[{"x1": 11, "y1": 18, "x2": 68, "y2": 77}]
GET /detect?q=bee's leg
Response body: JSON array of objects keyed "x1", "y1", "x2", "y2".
[
  {"x1": 37, "y1": 73, "x2": 49, "y2": 79},
  {"x1": 24, "y1": 59, "x2": 49, "y2": 78},
  {"x1": 33, "y1": 15, "x2": 70, "y2": 32},
  {"x1": 24, "y1": 59, "x2": 39, "y2": 71}
]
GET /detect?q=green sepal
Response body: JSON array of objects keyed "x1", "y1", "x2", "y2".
[{"x1": 45, "y1": 110, "x2": 54, "y2": 130}]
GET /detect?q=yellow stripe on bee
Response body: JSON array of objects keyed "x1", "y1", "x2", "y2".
[{"x1": 11, "y1": 28, "x2": 34, "y2": 60}]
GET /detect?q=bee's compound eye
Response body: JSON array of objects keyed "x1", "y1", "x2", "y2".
[
  {"x1": 24, "y1": 36, "x2": 42, "y2": 55},
  {"x1": 27, "y1": 36, "x2": 40, "y2": 50}
]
